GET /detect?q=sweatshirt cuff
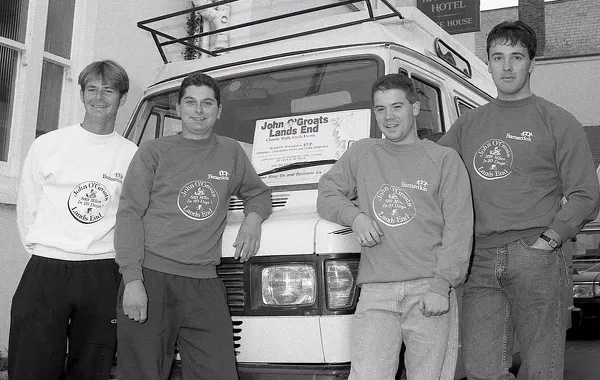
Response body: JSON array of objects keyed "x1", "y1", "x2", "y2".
[
  {"x1": 121, "y1": 267, "x2": 144, "y2": 284},
  {"x1": 428, "y1": 277, "x2": 451, "y2": 297},
  {"x1": 244, "y1": 205, "x2": 270, "y2": 222},
  {"x1": 548, "y1": 219, "x2": 573, "y2": 244},
  {"x1": 339, "y1": 206, "x2": 362, "y2": 227}
]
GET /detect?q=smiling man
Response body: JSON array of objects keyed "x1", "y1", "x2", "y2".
[
  {"x1": 114, "y1": 73, "x2": 271, "y2": 380},
  {"x1": 317, "y1": 74, "x2": 472, "y2": 380},
  {"x1": 10, "y1": 60, "x2": 137, "y2": 380},
  {"x1": 439, "y1": 21, "x2": 600, "y2": 380}
]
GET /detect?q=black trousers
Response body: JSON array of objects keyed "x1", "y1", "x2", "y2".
[
  {"x1": 117, "y1": 268, "x2": 238, "y2": 380},
  {"x1": 8, "y1": 255, "x2": 120, "y2": 380}
]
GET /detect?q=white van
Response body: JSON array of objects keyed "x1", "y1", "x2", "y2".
[{"x1": 125, "y1": 2, "x2": 498, "y2": 379}]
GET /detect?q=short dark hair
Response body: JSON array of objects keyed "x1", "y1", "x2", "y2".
[
  {"x1": 178, "y1": 73, "x2": 221, "y2": 105},
  {"x1": 371, "y1": 74, "x2": 419, "y2": 104},
  {"x1": 486, "y1": 20, "x2": 537, "y2": 60},
  {"x1": 78, "y1": 60, "x2": 129, "y2": 96}
]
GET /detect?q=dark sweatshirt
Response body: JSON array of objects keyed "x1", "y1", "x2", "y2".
[
  {"x1": 115, "y1": 134, "x2": 272, "y2": 284},
  {"x1": 439, "y1": 95, "x2": 600, "y2": 248}
]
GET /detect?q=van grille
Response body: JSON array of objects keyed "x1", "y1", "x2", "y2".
[
  {"x1": 217, "y1": 260, "x2": 245, "y2": 355},
  {"x1": 217, "y1": 260, "x2": 246, "y2": 314},
  {"x1": 228, "y1": 193, "x2": 289, "y2": 211}
]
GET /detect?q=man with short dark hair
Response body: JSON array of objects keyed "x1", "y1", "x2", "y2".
[
  {"x1": 318, "y1": 73, "x2": 472, "y2": 380},
  {"x1": 115, "y1": 73, "x2": 272, "y2": 380},
  {"x1": 439, "y1": 20, "x2": 600, "y2": 379},
  {"x1": 10, "y1": 60, "x2": 137, "y2": 380}
]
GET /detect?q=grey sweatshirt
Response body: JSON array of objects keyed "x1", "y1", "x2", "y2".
[
  {"x1": 317, "y1": 138, "x2": 473, "y2": 296},
  {"x1": 115, "y1": 134, "x2": 272, "y2": 284},
  {"x1": 439, "y1": 95, "x2": 600, "y2": 248}
]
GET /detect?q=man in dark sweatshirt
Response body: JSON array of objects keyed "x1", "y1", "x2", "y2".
[
  {"x1": 439, "y1": 21, "x2": 600, "y2": 380},
  {"x1": 318, "y1": 74, "x2": 473, "y2": 380},
  {"x1": 115, "y1": 73, "x2": 272, "y2": 380}
]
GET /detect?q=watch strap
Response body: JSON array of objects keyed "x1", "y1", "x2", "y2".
[{"x1": 540, "y1": 233, "x2": 559, "y2": 249}]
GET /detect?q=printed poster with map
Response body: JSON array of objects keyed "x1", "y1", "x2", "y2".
[{"x1": 252, "y1": 109, "x2": 371, "y2": 185}]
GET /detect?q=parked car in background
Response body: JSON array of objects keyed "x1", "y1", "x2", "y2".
[{"x1": 572, "y1": 218, "x2": 600, "y2": 324}]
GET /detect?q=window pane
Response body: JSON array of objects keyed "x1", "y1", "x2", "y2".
[
  {"x1": 412, "y1": 77, "x2": 443, "y2": 137},
  {"x1": 44, "y1": 0, "x2": 75, "y2": 58},
  {"x1": 456, "y1": 99, "x2": 475, "y2": 116},
  {"x1": 36, "y1": 60, "x2": 64, "y2": 137},
  {"x1": 0, "y1": 0, "x2": 29, "y2": 43},
  {"x1": 0, "y1": 46, "x2": 18, "y2": 161}
]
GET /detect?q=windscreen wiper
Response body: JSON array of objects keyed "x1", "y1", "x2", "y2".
[{"x1": 258, "y1": 159, "x2": 337, "y2": 176}]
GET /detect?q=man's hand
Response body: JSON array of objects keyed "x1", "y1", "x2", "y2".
[
  {"x1": 122, "y1": 280, "x2": 148, "y2": 323},
  {"x1": 234, "y1": 212, "x2": 263, "y2": 262},
  {"x1": 352, "y1": 213, "x2": 384, "y2": 247},
  {"x1": 530, "y1": 237, "x2": 555, "y2": 251},
  {"x1": 419, "y1": 291, "x2": 449, "y2": 317}
]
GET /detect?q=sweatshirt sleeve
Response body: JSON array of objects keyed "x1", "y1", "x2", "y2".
[
  {"x1": 317, "y1": 145, "x2": 362, "y2": 227},
  {"x1": 16, "y1": 143, "x2": 43, "y2": 254},
  {"x1": 114, "y1": 147, "x2": 155, "y2": 284},
  {"x1": 429, "y1": 149, "x2": 473, "y2": 296},
  {"x1": 233, "y1": 145, "x2": 272, "y2": 221},
  {"x1": 549, "y1": 119, "x2": 600, "y2": 242}
]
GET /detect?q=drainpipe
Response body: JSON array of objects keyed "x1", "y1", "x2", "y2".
[{"x1": 192, "y1": 0, "x2": 231, "y2": 52}]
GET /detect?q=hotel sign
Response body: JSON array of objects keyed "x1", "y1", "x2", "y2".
[{"x1": 417, "y1": 0, "x2": 480, "y2": 34}]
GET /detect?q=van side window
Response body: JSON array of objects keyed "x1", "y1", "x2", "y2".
[
  {"x1": 412, "y1": 77, "x2": 444, "y2": 137},
  {"x1": 162, "y1": 115, "x2": 182, "y2": 137},
  {"x1": 138, "y1": 113, "x2": 159, "y2": 145},
  {"x1": 456, "y1": 98, "x2": 476, "y2": 116}
]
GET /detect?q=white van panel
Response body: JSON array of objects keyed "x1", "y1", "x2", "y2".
[
  {"x1": 233, "y1": 316, "x2": 325, "y2": 363},
  {"x1": 319, "y1": 315, "x2": 353, "y2": 362}
]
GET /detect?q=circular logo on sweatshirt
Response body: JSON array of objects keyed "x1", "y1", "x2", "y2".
[
  {"x1": 372, "y1": 184, "x2": 416, "y2": 227},
  {"x1": 68, "y1": 181, "x2": 111, "y2": 224},
  {"x1": 473, "y1": 139, "x2": 513, "y2": 180},
  {"x1": 178, "y1": 180, "x2": 219, "y2": 220}
]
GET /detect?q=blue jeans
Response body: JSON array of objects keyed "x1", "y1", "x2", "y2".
[
  {"x1": 349, "y1": 279, "x2": 458, "y2": 380},
  {"x1": 462, "y1": 236, "x2": 567, "y2": 380}
]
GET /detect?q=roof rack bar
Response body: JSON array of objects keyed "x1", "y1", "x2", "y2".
[
  {"x1": 138, "y1": 22, "x2": 218, "y2": 63},
  {"x1": 159, "y1": 0, "x2": 367, "y2": 49},
  {"x1": 364, "y1": 0, "x2": 375, "y2": 19},
  {"x1": 379, "y1": 0, "x2": 404, "y2": 19},
  {"x1": 214, "y1": 13, "x2": 399, "y2": 54},
  {"x1": 138, "y1": 0, "x2": 405, "y2": 61}
]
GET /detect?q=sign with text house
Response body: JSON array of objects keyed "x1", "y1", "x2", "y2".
[{"x1": 417, "y1": 0, "x2": 480, "y2": 35}]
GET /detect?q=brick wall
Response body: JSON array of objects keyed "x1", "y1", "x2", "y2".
[{"x1": 475, "y1": 0, "x2": 600, "y2": 61}]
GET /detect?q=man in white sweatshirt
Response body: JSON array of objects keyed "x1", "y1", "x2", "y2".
[{"x1": 9, "y1": 60, "x2": 138, "y2": 380}]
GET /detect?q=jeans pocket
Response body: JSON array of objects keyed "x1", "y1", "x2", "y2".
[{"x1": 519, "y1": 237, "x2": 555, "y2": 255}]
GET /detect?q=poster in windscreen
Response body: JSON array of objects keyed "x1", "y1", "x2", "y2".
[{"x1": 252, "y1": 109, "x2": 371, "y2": 185}]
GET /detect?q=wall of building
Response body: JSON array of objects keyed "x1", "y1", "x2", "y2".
[{"x1": 0, "y1": 204, "x2": 28, "y2": 352}]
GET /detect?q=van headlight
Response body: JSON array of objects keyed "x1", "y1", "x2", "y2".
[
  {"x1": 573, "y1": 283, "x2": 600, "y2": 298},
  {"x1": 255, "y1": 264, "x2": 316, "y2": 307},
  {"x1": 325, "y1": 260, "x2": 359, "y2": 310}
]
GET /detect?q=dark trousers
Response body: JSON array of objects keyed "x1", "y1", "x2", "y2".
[
  {"x1": 8, "y1": 255, "x2": 120, "y2": 380},
  {"x1": 117, "y1": 268, "x2": 238, "y2": 380}
]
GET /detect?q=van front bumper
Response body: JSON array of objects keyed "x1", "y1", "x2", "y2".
[{"x1": 238, "y1": 363, "x2": 350, "y2": 380}]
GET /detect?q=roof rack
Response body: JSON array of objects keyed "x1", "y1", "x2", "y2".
[{"x1": 138, "y1": 0, "x2": 404, "y2": 64}]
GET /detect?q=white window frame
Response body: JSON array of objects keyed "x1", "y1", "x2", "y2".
[{"x1": 0, "y1": 0, "x2": 97, "y2": 204}]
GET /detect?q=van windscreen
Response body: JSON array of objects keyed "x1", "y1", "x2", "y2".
[{"x1": 128, "y1": 58, "x2": 379, "y2": 186}]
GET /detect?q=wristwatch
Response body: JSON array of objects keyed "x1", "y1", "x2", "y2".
[{"x1": 539, "y1": 233, "x2": 559, "y2": 249}]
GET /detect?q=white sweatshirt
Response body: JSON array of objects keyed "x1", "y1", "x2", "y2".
[{"x1": 17, "y1": 124, "x2": 137, "y2": 261}]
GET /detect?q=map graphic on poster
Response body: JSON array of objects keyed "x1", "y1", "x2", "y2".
[{"x1": 252, "y1": 109, "x2": 371, "y2": 185}]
